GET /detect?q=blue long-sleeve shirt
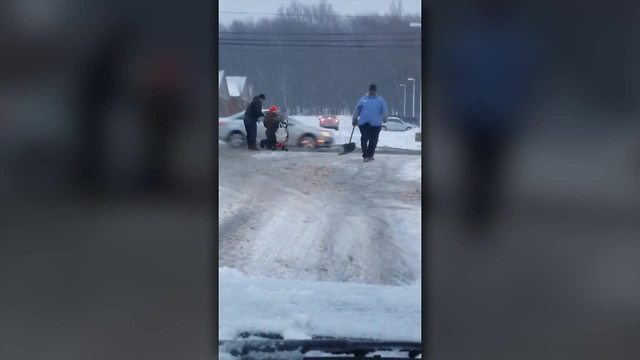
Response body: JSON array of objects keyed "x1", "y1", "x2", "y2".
[
  {"x1": 440, "y1": 22, "x2": 538, "y2": 131},
  {"x1": 355, "y1": 95, "x2": 387, "y2": 127}
]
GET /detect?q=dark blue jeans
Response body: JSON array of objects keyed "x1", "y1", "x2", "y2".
[
  {"x1": 358, "y1": 123, "x2": 381, "y2": 158},
  {"x1": 243, "y1": 116, "x2": 258, "y2": 148}
]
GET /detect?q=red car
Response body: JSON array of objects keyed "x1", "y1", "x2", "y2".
[{"x1": 319, "y1": 115, "x2": 340, "y2": 130}]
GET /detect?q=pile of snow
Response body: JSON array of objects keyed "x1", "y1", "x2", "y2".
[
  {"x1": 219, "y1": 267, "x2": 421, "y2": 342},
  {"x1": 291, "y1": 115, "x2": 421, "y2": 151},
  {"x1": 376, "y1": 127, "x2": 421, "y2": 151}
]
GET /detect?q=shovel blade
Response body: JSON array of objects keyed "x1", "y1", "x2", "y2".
[{"x1": 338, "y1": 142, "x2": 356, "y2": 155}]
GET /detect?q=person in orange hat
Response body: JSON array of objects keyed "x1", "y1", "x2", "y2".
[{"x1": 263, "y1": 105, "x2": 282, "y2": 150}]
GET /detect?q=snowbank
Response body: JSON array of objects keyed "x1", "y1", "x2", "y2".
[
  {"x1": 291, "y1": 115, "x2": 421, "y2": 151},
  {"x1": 219, "y1": 267, "x2": 421, "y2": 342}
]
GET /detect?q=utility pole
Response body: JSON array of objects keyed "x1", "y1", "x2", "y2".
[
  {"x1": 399, "y1": 84, "x2": 407, "y2": 117},
  {"x1": 419, "y1": 82, "x2": 422, "y2": 131},
  {"x1": 410, "y1": 21, "x2": 422, "y2": 140},
  {"x1": 408, "y1": 78, "x2": 415, "y2": 118}
]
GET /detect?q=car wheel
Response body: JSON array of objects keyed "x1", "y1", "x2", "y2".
[
  {"x1": 227, "y1": 131, "x2": 245, "y2": 147},
  {"x1": 382, "y1": 126, "x2": 387, "y2": 131},
  {"x1": 299, "y1": 135, "x2": 317, "y2": 149},
  {"x1": 406, "y1": 127, "x2": 412, "y2": 131}
]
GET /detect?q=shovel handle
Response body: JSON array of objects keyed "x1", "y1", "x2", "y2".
[{"x1": 348, "y1": 106, "x2": 362, "y2": 143}]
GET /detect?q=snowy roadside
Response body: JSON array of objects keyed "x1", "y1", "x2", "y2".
[
  {"x1": 219, "y1": 267, "x2": 421, "y2": 341},
  {"x1": 291, "y1": 115, "x2": 421, "y2": 151}
]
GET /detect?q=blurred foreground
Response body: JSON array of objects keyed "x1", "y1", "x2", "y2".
[
  {"x1": 0, "y1": 1, "x2": 213, "y2": 359},
  {"x1": 428, "y1": 0, "x2": 640, "y2": 359}
]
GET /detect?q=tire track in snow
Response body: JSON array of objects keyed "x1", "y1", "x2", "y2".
[
  {"x1": 218, "y1": 207, "x2": 262, "y2": 270},
  {"x1": 319, "y1": 160, "x2": 419, "y2": 285},
  {"x1": 331, "y1": 159, "x2": 387, "y2": 191},
  {"x1": 219, "y1": 150, "x2": 332, "y2": 278},
  {"x1": 219, "y1": 210, "x2": 251, "y2": 246},
  {"x1": 219, "y1": 147, "x2": 420, "y2": 285}
]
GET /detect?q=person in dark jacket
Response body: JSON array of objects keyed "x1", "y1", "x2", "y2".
[
  {"x1": 74, "y1": 21, "x2": 133, "y2": 192},
  {"x1": 243, "y1": 94, "x2": 265, "y2": 150},
  {"x1": 140, "y1": 53, "x2": 186, "y2": 191}
]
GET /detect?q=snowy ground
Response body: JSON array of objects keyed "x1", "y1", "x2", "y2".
[
  {"x1": 292, "y1": 115, "x2": 421, "y2": 151},
  {"x1": 219, "y1": 267, "x2": 421, "y2": 342},
  {"x1": 219, "y1": 148, "x2": 421, "y2": 285},
  {"x1": 219, "y1": 145, "x2": 421, "y2": 342}
]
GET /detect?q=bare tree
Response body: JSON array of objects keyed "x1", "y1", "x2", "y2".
[{"x1": 219, "y1": 1, "x2": 421, "y2": 115}]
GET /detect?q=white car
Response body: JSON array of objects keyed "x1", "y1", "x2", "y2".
[
  {"x1": 382, "y1": 117, "x2": 417, "y2": 131},
  {"x1": 218, "y1": 110, "x2": 334, "y2": 149}
]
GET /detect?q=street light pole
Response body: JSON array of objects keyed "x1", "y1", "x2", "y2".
[
  {"x1": 399, "y1": 84, "x2": 406, "y2": 117},
  {"x1": 408, "y1": 78, "x2": 415, "y2": 118},
  {"x1": 409, "y1": 21, "x2": 422, "y2": 139},
  {"x1": 419, "y1": 82, "x2": 422, "y2": 130}
]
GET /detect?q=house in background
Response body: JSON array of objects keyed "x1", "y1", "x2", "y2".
[
  {"x1": 225, "y1": 76, "x2": 251, "y2": 115},
  {"x1": 218, "y1": 72, "x2": 253, "y2": 116},
  {"x1": 218, "y1": 70, "x2": 230, "y2": 116}
]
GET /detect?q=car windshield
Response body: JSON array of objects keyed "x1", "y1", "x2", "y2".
[{"x1": 218, "y1": 3, "x2": 422, "y2": 357}]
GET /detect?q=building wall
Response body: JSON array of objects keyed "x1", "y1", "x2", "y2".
[
  {"x1": 218, "y1": 97, "x2": 230, "y2": 117},
  {"x1": 219, "y1": 97, "x2": 249, "y2": 117}
]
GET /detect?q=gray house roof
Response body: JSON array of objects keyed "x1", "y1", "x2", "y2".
[
  {"x1": 226, "y1": 76, "x2": 252, "y2": 101},
  {"x1": 219, "y1": 70, "x2": 230, "y2": 98}
]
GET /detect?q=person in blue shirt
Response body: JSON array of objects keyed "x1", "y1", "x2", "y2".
[
  {"x1": 352, "y1": 84, "x2": 388, "y2": 162},
  {"x1": 439, "y1": 0, "x2": 538, "y2": 234}
]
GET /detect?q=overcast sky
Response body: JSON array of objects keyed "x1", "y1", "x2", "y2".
[{"x1": 218, "y1": 0, "x2": 421, "y2": 25}]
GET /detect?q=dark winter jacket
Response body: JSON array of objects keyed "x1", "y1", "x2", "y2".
[
  {"x1": 244, "y1": 97, "x2": 264, "y2": 121},
  {"x1": 263, "y1": 111, "x2": 282, "y2": 129}
]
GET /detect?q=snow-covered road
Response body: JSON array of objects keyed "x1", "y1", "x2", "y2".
[
  {"x1": 292, "y1": 115, "x2": 421, "y2": 151},
  {"x1": 218, "y1": 146, "x2": 421, "y2": 286}
]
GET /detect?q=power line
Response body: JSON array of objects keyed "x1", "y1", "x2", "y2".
[
  {"x1": 220, "y1": 0, "x2": 420, "y2": 2},
  {"x1": 219, "y1": 30, "x2": 418, "y2": 35},
  {"x1": 219, "y1": 11, "x2": 420, "y2": 18},
  {"x1": 219, "y1": 37, "x2": 420, "y2": 42},
  {"x1": 220, "y1": 0, "x2": 420, "y2": 1},
  {"x1": 219, "y1": 41, "x2": 419, "y2": 48}
]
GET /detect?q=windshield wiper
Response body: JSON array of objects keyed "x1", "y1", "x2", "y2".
[{"x1": 219, "y1": 338, "x2": 422, "y2": 359}]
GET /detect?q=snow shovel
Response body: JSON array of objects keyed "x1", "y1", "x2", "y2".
[
  {"x1": 338, "y1": 125, "x2": 357, "y2": 155},
  {"x1": 338, "y1": 106, "x2": 361, "y2": 155}
]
